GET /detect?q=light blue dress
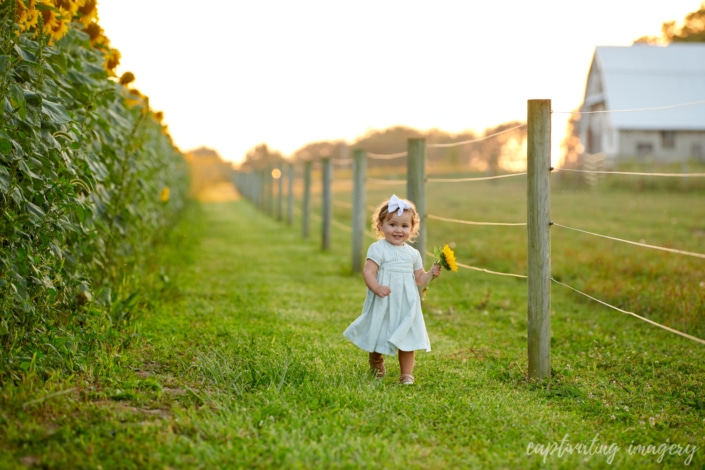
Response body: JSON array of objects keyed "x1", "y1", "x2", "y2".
[{"x1": 344, "y1": 239, "x2": 431, "y2": 355}]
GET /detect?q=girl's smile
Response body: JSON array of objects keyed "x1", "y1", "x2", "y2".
[{"x1": 378, "y1": 211, "x2": 413, "y2": 246}]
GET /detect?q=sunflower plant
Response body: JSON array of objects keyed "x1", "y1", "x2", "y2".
[{"x1": 0, "y1": 2, "x2": 188, "y2": 377}]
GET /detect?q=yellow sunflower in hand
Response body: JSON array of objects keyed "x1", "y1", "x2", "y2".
[{"x1": 435, "y1": 244, "x2": 458, "y2": 272}]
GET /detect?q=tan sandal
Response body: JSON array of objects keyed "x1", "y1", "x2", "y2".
[
  {"x1": 368, "y1": 352, "x2": 386, "y2": 378},
  {"x1": 399, "y1": 374, "x2": 415, "y2": 385}
]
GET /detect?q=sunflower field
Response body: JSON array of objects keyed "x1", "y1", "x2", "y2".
[{"x1": 0, "y1": 1, "x2": 188, "y2": 381}]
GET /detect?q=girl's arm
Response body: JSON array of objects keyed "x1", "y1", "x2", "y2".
[
  {"x1": 414, "y1": 264, "x2": 441, "y2": 286},
  {"x1": 363, "y1": 259, "x2": 391, "y2": 298}
]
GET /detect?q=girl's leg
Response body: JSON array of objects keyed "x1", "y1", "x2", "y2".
[
  {"x1": 369, "y1": 352, "x2": 386, "y2": 377},
  {"x1": 398, "y1": 350, "x2": 415, "y2": 375},
  {"x1": 398, "y1": 350, "x2": 415, "y2": 384}
]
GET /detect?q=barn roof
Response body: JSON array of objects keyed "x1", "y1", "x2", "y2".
[{"x1": 584, "y1": 44, "x2": 705, "y2": 130}]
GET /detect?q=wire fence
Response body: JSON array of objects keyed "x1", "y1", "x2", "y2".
[{"x1": 233, "y1": 98, "x2": 705, "y2": 366}]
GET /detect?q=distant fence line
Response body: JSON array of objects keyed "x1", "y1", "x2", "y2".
[{"x1": 233, "y1": 99, "x2": 705, "y2": 380}]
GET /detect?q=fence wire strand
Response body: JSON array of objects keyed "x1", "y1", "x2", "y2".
[
  {"x1": 367, "y1": 178, "x2": 406, "y2": 185},
  {"x1": 331, "y1": 218, "x2": 352, "y2": 233},
  {"x1": 423, "y1": 248, "x2": 527, "y2": 278},
  {"x1": 428, "y1": 213, "x2": 526, "y2": 227},
  {"x1": 426, "y1": 124, "x2": 527, "y2": 148},
  {"x1": 457, "y1": 262, "x2": 527, "y2": 279},
  {"x1": 367, "y1": 151, "x2": 407, "y2": 160},
  {"x1": 553, "y1": 223, "x2": 705, "y2": 259},
  {"x1": 553, "y1": 99, "x2": 705, "y2": 115},
  {"x1": 555, "y1": 168, "x2": 705, "y2": 178},
  {"x1": 427, "y1": 172, "x2": 527, "y2": 183},
  {"x1": 363, "y1": 124, "x2": 527, "y2": 160},
  {"x1": 552, "y1": 278, "x2": 705, "y2": 346}
]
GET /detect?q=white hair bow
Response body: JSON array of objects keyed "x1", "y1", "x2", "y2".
[{"x1": 388, "y1": 194, "x2": 411, "y2": 216}]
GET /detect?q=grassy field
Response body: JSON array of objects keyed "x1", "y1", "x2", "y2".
[{"x1": 1, "y1": 176, "x2": 704, "y2": 469}]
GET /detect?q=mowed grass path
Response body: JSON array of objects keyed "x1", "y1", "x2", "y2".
[{"x1": 2, "y1": 199, "x2": 703, "y2": 469}]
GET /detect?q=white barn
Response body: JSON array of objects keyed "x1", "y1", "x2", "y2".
[{"x1": 577, "y1": 44, "x2": 705, "y2": 167}]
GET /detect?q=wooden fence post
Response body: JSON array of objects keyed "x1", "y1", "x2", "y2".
[
  {"x1": 263, "y1": 166, "x2": 269, "y2": 212},
  {"x1": 527, "y1": 99, "x2": 552, "y2": 380},
  {"x1": 247, "y1": 171, "x2": 256, "y2": 203},
  {"x1": 407, "y1": 138, "x2": 426, "y2": 262},
  {"x1": 267, "y1": 165, "x2": 275, "y2": 217},
  {"x1": 302, "y1": 161, "x2": 312, "y2": 238},
  {"x1": 321, "y1": 157, "x2": 332, "y2": 251},
  {"x1": 276, "y1": 166, "x2": 283, "y2": 221},
  {"x1": 351, "y1": 149, "x2": 366, "y2": 272},
  {"x1": 287, "y1": 163, "x2": 294, "y2": 226},
  {"x1": 257, "y1": 170, "x2": 267, "y2": 212}
]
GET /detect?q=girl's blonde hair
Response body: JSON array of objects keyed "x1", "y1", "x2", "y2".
[{"x1": 371, "y1": 197, "x2": 421, "y2": 242}]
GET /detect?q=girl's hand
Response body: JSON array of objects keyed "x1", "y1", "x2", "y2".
[
  {"x1": 376, "y1": 286, "x2": 391, "y2": 298},
  {"x1": 430, "y1": 264, "x2": 441, "y2": 278}
]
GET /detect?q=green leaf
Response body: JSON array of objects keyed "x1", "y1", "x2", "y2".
[
  {"x1": 0, "y1": 166, "x2": 9, "y2": 193},
  {"x1": 48, "y1": 241, "x2": 63, "y2": 260},
  {"x1": 13, "y1": 44, "x2": 36, "y2": 63},
  {"x1": 9, "y1": 84, "x2": 26, "y2": 119},
  {"x1": 0, "y1": 138, "x2": 11, "y2": 155},
  {"x1": 10, "y1": 186, "x2": 23, "y2": 204},
  {"x1": 23, "y1": 91, "x2": 41, "y2": 107},
  {"x1": 41, "y1": 131, "x2": 62, "y2": 150},
  {"x1": 0, "y1": 55, "x2": 9, "y2": 75},
  {"x1": 42, "y1": 100, "x2": 72, "y2": 124},
  {"x1": 11, "y1": 274, "x2": 27, "y2": 302},
  {"x1": 46, "y1": 52, "x2": 67, "y2": 75},
  {"x1": 19, "y1": 159, "x2": 40, "y2": 179},
  {"x1": 84, "y1": 60, "x2": 107, "y2": 77},
  {"x1": 86, "y1": 158, "x2": 109, "y2": 181},
  {"x1": 25, "y1": 200, "x2": 46, "y2": 220},
  {"x1": 67, "y1": 69, "x2": 98, "y2": 86}
]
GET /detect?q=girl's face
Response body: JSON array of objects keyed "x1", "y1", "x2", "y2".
[{"x1": 378, "y1": 210, "x2": 413, "y2": 246}]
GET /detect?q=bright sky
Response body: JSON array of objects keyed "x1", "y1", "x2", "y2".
[{"x1": 97, "y1": 0, "x2": 702, "y2": 164}]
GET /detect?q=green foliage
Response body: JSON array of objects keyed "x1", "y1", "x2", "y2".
[
  {"x1": 634, "y1": 2, "x2": 705, "y2": 43},
  {"x1": 3, "y1": 200, "x2": 702, "y2": 468},
  {"x1": 0, "y1": 13, "x2": 188, "y2": 381},
  {"x1": 662, "y1": 2, "x2": 705, "y2": 43}
]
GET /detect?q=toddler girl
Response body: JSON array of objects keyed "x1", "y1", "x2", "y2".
[{"x1": 343, "y1": 194, "x2": 441, "y2": 385}]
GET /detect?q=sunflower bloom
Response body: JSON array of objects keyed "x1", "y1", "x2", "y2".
[
  {"x1": 441, "y1": 244, "x2": 458, "y2": 272},
  {"x1": 160, "y1": 187, "x2": 170, "y2": 202},
  {"x1": 54, "y1": 0, "x2": 78, "y2": 17},
  {"x1": 15, "y1": 0, "x2": 26, "y2": 19},
  {"x1": 77, "y1": 0, "x2": 97, "y2": 26},
  {"x1": 15, "y1": 0, "x2": 30, "y2": 30},
  {"x1": 40, "y1": 3, "x2": 66, "y2": 41},
  {"x1": 21, "y1": 1, "x2": 40, "y2": 31},
  {"x1": 40, "y1": 4, "x2": 58, "y2": 34},
  {"x1": 49, "y1": 17, "x2": 69, "y2": 42},
  {"x1": 104, "y1": 47, "x2": 121, "y2": 73},
  {"x1": 84, "y1": 21, "x2": 107, "y2": 46},
  {"x1": 433, "y1": 244, "x2": 458, "y2": 272},
  {"x1": 422, "y1": 243, "x2": 458, "y2": 299}
]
